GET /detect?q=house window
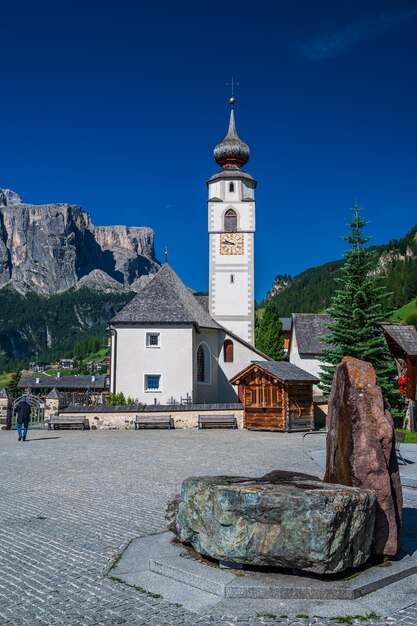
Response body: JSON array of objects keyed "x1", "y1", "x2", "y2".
[
  {"x1": 146, "y1": 332, "x2": 160, "y2": 347},
  {"x1": 229, "y1": 182, "x2": 234, "y2": 192},
  {"x1": 197, "y1": 344, "x2": 210, "y2": 383},
  {"x1": 223, "y1": 340, "x2": 234, "y2": 363},
  {"x1": 144, "y1": 374, "x2": 161, "y2": 391},
  {"x1": 224, "y1": 208, "x2": 237, "y2": 232},
  {"x1": 230, "y1": 274, "x2": 235, "y2": 284}
]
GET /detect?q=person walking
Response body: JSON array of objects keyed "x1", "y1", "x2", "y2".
[{"x1": 15, "y1": 396, "x2": 31, "y2": 442}]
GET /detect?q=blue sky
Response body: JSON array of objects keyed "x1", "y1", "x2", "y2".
[{"x1": 1, "y1": 0, "x2": 417, "y2": 300}]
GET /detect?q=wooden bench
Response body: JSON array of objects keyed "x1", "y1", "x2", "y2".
[
  {"x1": 198, "y1": 415, "x2": 237, "y2": 429},
  {"x1": 49, "y1": 415, "x2": 88, "y2": 430},
  {"x1": 134, "y1": 415, "x2": 174, "y2": 429},
  {"x1": 395, "y1": 431, "x2": 406, "y2": 465},
  {"x1": 289, "y1": 418, "x2": 315, "y2": 432}
]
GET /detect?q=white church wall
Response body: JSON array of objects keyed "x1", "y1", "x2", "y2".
[
  {"x1": 114, "y1": 325, "x2": 193, "y2": 404},
  {"x1": 217, "y1": 331, "x2": 268, "y2": 402}
]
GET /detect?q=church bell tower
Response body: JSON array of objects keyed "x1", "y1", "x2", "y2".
[{"x1": 208, "y1": 98, "x2": 256, "y2": 344}]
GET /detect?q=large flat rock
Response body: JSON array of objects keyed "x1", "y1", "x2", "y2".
[{"x1": 170, "y1": 470, "x2": 377, "y2": 574}]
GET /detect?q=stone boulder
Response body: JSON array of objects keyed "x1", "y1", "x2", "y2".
[
  {"x1": 324, "y1": 356, "x2": 403, "y2": 556},
  {"x1": 168, "y1": 470, "x2": 377, "y2": 574}
]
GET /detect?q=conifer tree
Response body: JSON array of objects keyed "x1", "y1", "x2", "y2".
[
  {"x1": 319, "y1": 206, "x2": 397, "y2": 403},
  {"x1": 7, "y1": 370, "x2": 22, "y2": 398},
  {"x1": 255, "y1": 299, "x2": 286, "y2": 360}
]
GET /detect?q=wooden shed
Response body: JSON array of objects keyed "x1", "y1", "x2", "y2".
[{"x1": 229, "y1": 361, "x2": 318, "y2": 432}]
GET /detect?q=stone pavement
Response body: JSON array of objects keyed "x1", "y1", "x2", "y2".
[{"x1": 0, "y1": 429, "x2": 417, "y2": 626}]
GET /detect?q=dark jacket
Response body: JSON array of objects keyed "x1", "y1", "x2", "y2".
[{"x1": 15, "y1": 400, "x2": 31, "y2": 424}]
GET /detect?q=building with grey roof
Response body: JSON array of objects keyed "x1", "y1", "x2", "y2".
[
  {"x1": 108, "y1": 263, "x2": 269, "y2": 405},
  {"x1": 288, "y1": 313, "x2": 332, "y2": 396}
]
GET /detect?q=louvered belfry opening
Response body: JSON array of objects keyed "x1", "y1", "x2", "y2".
[{"x1": 224, "y1": 208, "x2": 237, "y2": 232}]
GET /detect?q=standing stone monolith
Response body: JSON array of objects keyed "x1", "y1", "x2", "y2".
[{"x1": 324, "y1": 356, "x2": 403, "y2": 555}]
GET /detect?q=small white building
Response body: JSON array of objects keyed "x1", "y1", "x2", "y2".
[{"x1": 288, "y1": 313, "x2": 332, "y2": 396}]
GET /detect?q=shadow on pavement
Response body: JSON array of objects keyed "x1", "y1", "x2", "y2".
[
  {"x1": 24, "y1": 437, "x2": 61, "y2": 442},
  {"x1": 401, "y1": 508, "x2": 417, "y2": 556}
]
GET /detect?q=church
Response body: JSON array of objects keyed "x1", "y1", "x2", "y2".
[{"x1": 108, "y1": 98, "x2": 270, "y2": 405}]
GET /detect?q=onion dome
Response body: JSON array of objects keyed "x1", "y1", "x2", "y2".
[{"x1": 214, "y1": 98, "x2": 250, "y2": 169}]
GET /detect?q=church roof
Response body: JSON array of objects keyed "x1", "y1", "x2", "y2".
[
  {"x1": 111, "y1": 264, "x2": 221, "y2": 329},
  {"x1": 207, "y1": 167, "x2": 257, "y2": 186},
  {"x1": 213, "y1": 99, "x2": 250, "y2": 169}
]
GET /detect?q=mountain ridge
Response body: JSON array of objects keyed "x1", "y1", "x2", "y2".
[{"x1": 263, "y1": 224, "x2": 417, "y2": 316}]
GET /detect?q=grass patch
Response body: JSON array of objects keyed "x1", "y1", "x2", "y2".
[
  {"x1": 109, "y1": 575, "x2": 162, "y2": 599},
  {"x1": 393, "y1": 298, "x2": 417, "y2": 321},
  {"x1": 295, "y1": 615, "x2": 309, "y2": 619},
  {"x1": 256, "y1": 613, "x2": 277, "y2": 619},
  {"x1": 107, "y1": 539, "x2": 134, "y2": 573},
  {"x1": 331, "y1": 613, "x2": 380, "y2": 624},
  {"x1": 0, "y1": 372, "x2": 12, "y2": 389},
  {"x1": 36, "y1": 515, "x2": 46, "y2": 520},
  {"x1": 396, "y1": 428, "x2": 417, "y2": 443}
]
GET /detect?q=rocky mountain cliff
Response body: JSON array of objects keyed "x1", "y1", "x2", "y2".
[{"x1": 0, "y1": 189, "x2": 160, "y2": 294}]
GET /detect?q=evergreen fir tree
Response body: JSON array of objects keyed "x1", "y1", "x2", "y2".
[
  {"x1": 255, "y1": 299, "x2": 286, "y2": 360},
  {"x1": 319, "y1": 206, "x2": 397, "y2": 404},
  {"x1": 6, "y1": 370, "x2": 22, "y2": 398}
]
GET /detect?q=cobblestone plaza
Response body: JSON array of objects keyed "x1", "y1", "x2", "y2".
[{"x1": 1, "y1": 430, "x2": 417, "y2": 626}]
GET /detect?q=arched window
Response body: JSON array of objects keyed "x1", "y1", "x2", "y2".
[
  {"x1": 197, "y1": 344, "x2": 210, "y2": 383},
  {"x1": 224, "y1": 208, "x2": 237, "y2": 232},
  {"x1": 229, "y1": 182, "x2": 234, "y2": 192},
  {"x1": 223, "y1": 340, "x2": 234, "y2": 363}
]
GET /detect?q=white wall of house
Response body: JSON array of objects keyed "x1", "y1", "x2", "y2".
[
  {"x1": 113, "y1": 325, "x2": 194, "y2": 404},
  {"x1": 288, "y1": 328, "x2": 323, "y2": 395}
]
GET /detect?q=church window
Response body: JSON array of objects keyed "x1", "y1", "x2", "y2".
[
  {"x1": 224, "y1": 208, "x2": 237, "y2": 232},
  {"x1": 223, "y1": 340, "x2": 234, "y2": 363},
  {"x1": 230, "y1": 274, "x2": 235, "y2": 284},
  {"x1": 229, "y1": 182, "x2": 234, "y2": 192},
  {"x1": 146, "y1": 332, "x2": 160, "y2": 347},
  {"x1": 144, "y1": 374, "x2": 161, "y2": 391},
  {"x1": 197, "y1": 343, "x2": 210, "y2": 383}
]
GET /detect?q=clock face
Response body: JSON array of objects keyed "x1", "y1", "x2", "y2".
[{"x1": 220, "y1": 232, "x2": 244, "y2": 255}]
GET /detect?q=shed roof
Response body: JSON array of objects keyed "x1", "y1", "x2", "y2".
[
  {"x1": 111, "y1": 264, "x2": 220, "y2": 329},
  {"x1": 18, "y1": 375, "x2": 108, "y2": 390},
  {"x1": 229, "y1": 360, "x2": 319, "y2": 385},
  {"x1": 0, "y1": 388, "x2": 9, "y2": 398},
  {"x1": 382, "y1": 324, "x2": 417, "y2": 356},
  {"x1": 292, "y1": 313, "x2": 333, "y2": 355}
]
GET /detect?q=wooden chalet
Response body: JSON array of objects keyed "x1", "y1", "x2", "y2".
[{"x1": 229, "y1": 361, "x2": 318, "y2": 432}]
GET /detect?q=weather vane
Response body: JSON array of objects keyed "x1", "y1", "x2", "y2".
[
  {"x1": 226, "y1": 76, "x2": 239, "y2": 97},
  {"x1": 165, "y1": 246, "x2": 169, "y2": 264}
]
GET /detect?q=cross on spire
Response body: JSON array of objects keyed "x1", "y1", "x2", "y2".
[{"x1": 225, "y1": 76, "x2": 239, "y2": 97}]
